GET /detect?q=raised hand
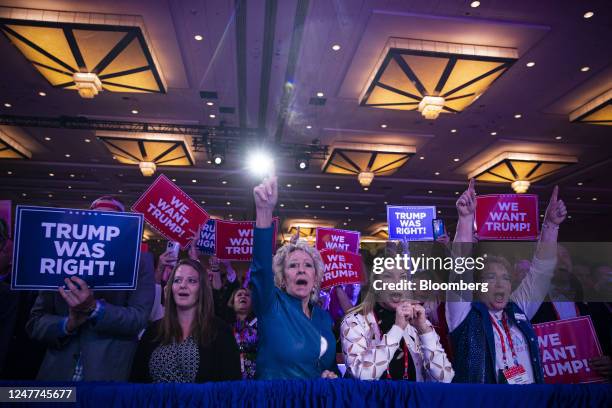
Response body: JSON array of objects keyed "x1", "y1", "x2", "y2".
[
  {"x1": 188, "y1": 224, "x2": 203, "y2": 261},
  {"x1": 456, "y1": 178, "x2": 476, "y2": 218},
  {"x1": 253, "y1": 175, "x2": 278, "y2": 212},
  {"x1": 254, "y1": 175, "x2": 278, "y2": 228},
  {"x1": 409, "y1": 304, "x2": 432, "y2": 334},
  {"x1": 544, "y1": 185, "x2": 567, "y2": 226},
  {"x1": 394, "y1": 301, "x2": 414, "y2": 330}
]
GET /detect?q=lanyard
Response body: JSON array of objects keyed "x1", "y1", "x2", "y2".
[
  {"x1": 373, "y1": 311, "x2": 411, "y2": 380},
  {"x1": 489, "y1": 313, "x2": 518, "y2": 368}
]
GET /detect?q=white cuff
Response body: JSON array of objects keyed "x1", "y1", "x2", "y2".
[{"x1": 419, "y1": 330, "x2": 438, "y2": 350}]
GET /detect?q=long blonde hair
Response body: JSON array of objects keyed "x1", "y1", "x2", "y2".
[{"x1": 347, "y1": 240, "x2": 409, "y2": 317}]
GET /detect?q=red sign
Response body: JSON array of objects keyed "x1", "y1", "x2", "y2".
[
  {"x1": 132, "y1": 174, "x2": 209, "y2": 248},
  {"x1": 475, "y1": 194, "x2": 539, "y2": 240},
  {"x1": 315, "y1": 227, "x2": 361, "y2": 254},
  {"x1": 215, "y1": 218, "x2": 278, "y2": 261},
  {"x1": 320, "y1": 249, "x2": 363, "y2": 290},
  {"x1": 533, "y1": 316, "x2": 605, "y2": 384},
  {"x1": 0, "y1": 200, "x2": 11, "y2": 238}
]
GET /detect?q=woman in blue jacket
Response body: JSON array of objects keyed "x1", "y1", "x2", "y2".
[{"x1": 251, "y1": 175, "x2": 339, "y2": 379}]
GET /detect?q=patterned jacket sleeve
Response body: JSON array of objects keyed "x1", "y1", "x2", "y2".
[
  {"x1": 340, "y1": 313, "x2": 403, "y2": 380},
  {"x1": 418, "y1": 327, "x2": 455, "y2": 382}
]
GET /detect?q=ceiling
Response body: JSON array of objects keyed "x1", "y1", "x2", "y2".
[{"x1": 0, "y1": 0, "x2": 611, "y2": 241}]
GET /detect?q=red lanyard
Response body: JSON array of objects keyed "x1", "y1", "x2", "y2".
[
  {"x1": 373, "y1": 311, "x2": 410, "y2": 380},
  {"x1": 489, "y1": 313, "x2": 517, "y2": 368}
]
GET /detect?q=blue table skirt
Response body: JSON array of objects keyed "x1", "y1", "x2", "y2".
[{"x1": 1, "y1": 379, "x2": 610, "y2": 407}]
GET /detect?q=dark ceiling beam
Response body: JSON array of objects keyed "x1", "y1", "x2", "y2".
[
  {"x1": 257, "y1": 0, "x2": 277, "y2": 130},
  {"x1": 274, "y1": 0, "x2": 309, "y2": 142},
  {"x1": 235, "y1": 0, "x2": 247, "y2": 128}
]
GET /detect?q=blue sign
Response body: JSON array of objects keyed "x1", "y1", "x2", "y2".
[
  {"x1": 196, "y1": 219, "x2": 216, "y2": 255},
  {"x1": 11, "y1": 206, "x2": 143, "y2": 290},
  {"x1": 386, "y1": 205, "x2": 436, "y2": 241}
]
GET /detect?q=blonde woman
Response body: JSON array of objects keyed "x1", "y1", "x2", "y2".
[
  {"x1": 251, "y1": 175, "x2": 339, "y2": 379},
  {"x1": 340, "y1": 245, "x2": 454, "y2": 382}
]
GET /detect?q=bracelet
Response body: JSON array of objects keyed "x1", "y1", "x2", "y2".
[{"x1": 542, "y1": 222, "x2": 559, "y2": 230}]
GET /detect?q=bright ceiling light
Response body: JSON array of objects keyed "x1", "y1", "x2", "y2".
[
  {"x1": 526, "y1": 62, "x2": 535, "y2": 67},
  {"x1": 206, "y1": 101, "x2": 214, "y2": 106},
  {"x1": 451, "y1": 129, "x2": 457, "y2": 133},
  {"x1": 380, "y1": 124, "x2": 387, "y2": 128},
  {"x1": 194, "y1": 34, "x2": 203, "y2": 41},
  {"x1": 139, "y1": 161, "x2": 156, "y2": 176},
  {"x1": 316, "y1": 91, "x2": 324, "y2": 98},
  {"x1": 209, "y1": 114, "x2": 216, "y2": 118},
  {"x1": 491, "y1": 132, "x2": 497, "y2": 136},
  {"x1": 247, "y1": 150, "x2": 274, "y2": 176},
  {"x1": 514, "y1": 113, "x2": 522, "y2": 119},
  {"x1": 418, "y1": 96, "x2": 445, "y2": 119},
  {"x1": 3, "y1": 103, "x2": 11, "y2": 107},
  {"x1": 470, "y1": 1, "x2": 480, "y2": 7},
  {"x1": 583, "y1": 11, "x2": 594, "y2": 19},
  {"x1": 358, "y1": 171, "x2": 375, "y2": 187},
  {"x1": 331, "y1": 44, "x2": 341, "y2": 51},
  {"x1": 306, "y1": 125, "x2": 312, "y2": 129},
  {"x1": 73, "y1": 72, "x2": 102, "y2": 99},
  {"x1": 580, "y1": 66, "x2": 590, "y2": 72},
  {"x1": 38, "y1": 91, "x2": 46, "y2": 96},
  {"x1": 131, "y1": 109, "x2": 139, "y2": 114},
  {"x1": 84, "y1": 138, "x2": 91, "y2": 143},
  {"x1": 511, "y1": 180, "x2": 531, "y2": 194}
]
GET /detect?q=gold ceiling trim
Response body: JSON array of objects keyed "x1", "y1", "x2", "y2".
[
  {"x1": 97, "y1": 132, "x2": 194, "y2": 175},
  {"x1": 468, "y1": 152, "x2": 577, "y2": 193},
  {"x1": 0, "y1": 129, "x2": 31, "y2": 159},
  {"x1": 569, "y1": 89, "x2": 612, "y2": 126},
  {"x1": 0, "y1": 7, "x2": 166, "y2": 96},
  {"x1": 360, "y1": 37, "x2": 517, "y2": 118},
  {"x1": 322, "y1": 142, "x2": 415, "y2": 185}
]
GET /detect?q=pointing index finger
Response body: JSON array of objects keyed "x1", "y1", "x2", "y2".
[{"x1": 550, "y1": 185, "x2": 559, "y2": 203}]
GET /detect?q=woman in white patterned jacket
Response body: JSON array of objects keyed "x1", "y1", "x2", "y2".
[{"x1": 340, "y1": 246, "x2": 454, "y2": 382}]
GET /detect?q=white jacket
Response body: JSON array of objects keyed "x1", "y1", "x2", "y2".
[{"x1": 340, "y1": 311, "x2": 454, "y2": 382}]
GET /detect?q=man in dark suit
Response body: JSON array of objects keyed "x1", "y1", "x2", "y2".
[{"x1": 26, "y1": 196, "x2": 154, "y2": 381}]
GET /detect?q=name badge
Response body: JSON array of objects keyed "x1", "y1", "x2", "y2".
[
  {"x1": 503, "y1": 364, "x2": 529, "y2": 385},
  {"x1": 514, "y1": 313, "x2": 527, "y2": 321}
]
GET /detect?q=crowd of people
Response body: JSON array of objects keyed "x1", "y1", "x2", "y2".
[{"x1": 0, "y1": 179, "x2": 610, "y2": 384}]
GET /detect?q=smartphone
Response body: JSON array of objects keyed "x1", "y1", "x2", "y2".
[
  {"x1": 432, "y1": 218, "x2": 446, "y2": 239},
  {"x1": 166, "y1": 241, "x2": 180, "y2": 263},
  {"x1": 162, "y1": 241, "x2": 180, "y2": 283}
]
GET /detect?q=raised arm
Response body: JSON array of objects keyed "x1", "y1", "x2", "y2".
[
  {"x1": 251, "y1": 176, "x2": 278, "y2": 315},
  {"x1": 447, "y1": 179, "x2": 477, "y2": 332},
  {"x1": 512, "y1": 186, "x2": 567, "y2": 318}
]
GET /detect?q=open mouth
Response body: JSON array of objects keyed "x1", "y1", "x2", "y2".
[
  {"x1": 238, "y1": 298, "x2": 247, "y2": 304},
  {"x1": 178, "y1": 292, "x2": 190, "y2": 298},
  {"x1": 295, "y1": 278, "x2": 308, "y2": 287},
  {"x1": 494, "y1": 292, "x2": 505, "y2": 303}
]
